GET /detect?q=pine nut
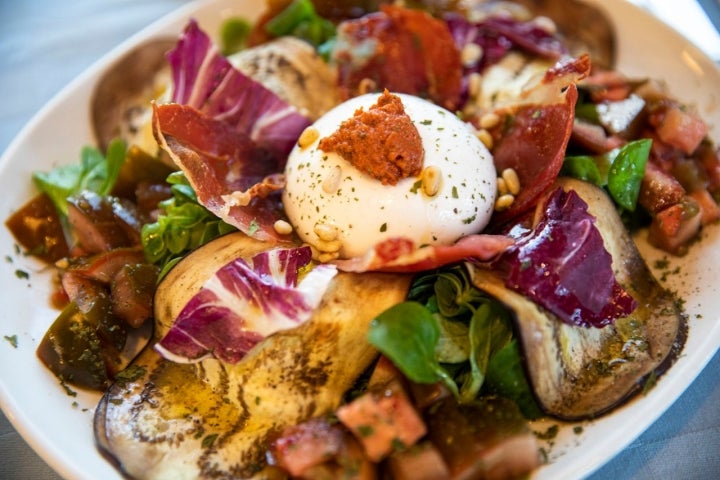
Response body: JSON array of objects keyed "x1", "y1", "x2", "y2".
[
  {"x1": 314, "y1": 223, "x2": 339, "y2": 242},
  {"x1": 358, "y1": 77, "x2": 377, "y2": 95},
  {"x1": 532, "y1": 16, "x2": 557, "y2": 35},
  {"x1": 315, "y1": 238, "x2": 342, "y2": 253},
  {"x1": 421, "y1": 166, "x2": 442, "y2": 197},
  {"x1": 476, "y1": 128, "x2": 493, "y2": 150},
  {"x1": 501, "y1": 168, "x2": 521, "y2": 195},
  {"x1": 497, "y1": 177, "x2": 509, "y2": 196},
  {"x1": 468, "y1": 72, "x2": 482, "y2": 99},
  {"x1": 461, "y1": 43, "x2": 483, "y2": 67},
  {"x1": 479, "y1": 112, "x2": 500, "y2": 130},
  {"x1": 297, "y1": 126, "x2": 319, "y2": 149},
  {"x1": 495, "y1": 194, "x2": 515, "y2": 211},
  {"x1": 322, "y1": 165, "x2": 342, "y2": 194},
  {"x1": 273, "y1": 219, "x2": 293, "y2": 235},
  {"x1": 317, "y1": 251, "x2": 340, "y2": 263}
]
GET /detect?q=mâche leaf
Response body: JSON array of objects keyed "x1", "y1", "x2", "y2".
[{"x1": 368, "y1": 301, "x2": 458, "y2": 396}]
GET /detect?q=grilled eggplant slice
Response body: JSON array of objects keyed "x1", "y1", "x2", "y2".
[
  {"x1": 468, "y1": 177, "x2": 686, "y2": 420},
  {"x1": 94, "y1": 232, "x2": 411, "y2": 479}
]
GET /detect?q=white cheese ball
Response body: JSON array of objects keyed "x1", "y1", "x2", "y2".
[{"x1": 282, "y1": 93, "x2": 496, "y2": 259}]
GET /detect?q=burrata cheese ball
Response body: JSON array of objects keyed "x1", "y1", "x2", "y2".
[{"x1": 283, "y1": 92, "x2": 497, "y2": 259}]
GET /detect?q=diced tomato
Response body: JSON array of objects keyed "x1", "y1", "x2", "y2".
[
  {"x1": 654, "y1": 105, "x2": 709, "y2": 155},
  {"x1": 648, "y1": 198, "x2": 702, "y2": 255},
  {"x1": 336, "y1": 379, "x2": 427, "y2": 462},
  {"x1": 64, "y1": 248, "x2": 146, "y2": 284},
  {"x1": 268, "y1": 416, "x2": 345, "y2": 476},
  {"x1": 689, "y1": 189, "x2": 720, "y2": 225},
  {"x1": 386, "y1": 441, "x2": 450, "y2": 480},
  {"x1": 639, "y1": 162, "x2": 687, "y2": 214},
  {"x1": 4, "y1": 193, "x2": 69, "y2": 264}
]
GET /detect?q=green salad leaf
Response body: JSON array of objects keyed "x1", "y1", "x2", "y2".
[
  {"x1": 485, "y1": 340, "x2": 544, "y2": 419},
  {"x1": 32, "y1": 138, "x2": 126, "y2": 216},
  {"x1": 368, "y1": 265, "x2": 540, "y2": 414},
  {"x1": 141, "y1": 171, "x2": 236, "y2": 277},
  {"x1": 265, "y1": 0, "x2": 336, "y2": 49},
  {"x1": 368, "y1": 302, "x2": 459, "y2": 397},
  {"x1": 562, "y1": 138, "x2": 651, "y2": 212}
]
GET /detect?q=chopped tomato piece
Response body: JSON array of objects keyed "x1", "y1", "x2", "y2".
[
  {"x1": 655, "y1": 105, "x2": 709, "y2": 155},
  {"x1": 648, "y1": 199, "x2": 702, "y2": 255},
  {"x1": 336, "y1": 379, "x2": 427, "y2": 462},
  {"x1": 689, "y1": 189, "x2": 720, "y2": 225},
  {"x1": 268, "y1": 416, "x2": 345, "y2": 476},
  {"x1": 386, "y1": 441, "x2": 450, "y2": 480}
]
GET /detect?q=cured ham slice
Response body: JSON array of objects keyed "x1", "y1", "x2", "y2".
[
  {"x1": 487, "y1": 55, "x2": 592, "y2": 227},
  {"x1": 332, "y1": 5, "x2": 463, "y2": 111},
  {"x1": 333, "y1": 234, "x2": 514, "y2": 273},
  {"x1": 153, "y1": 103, "x2": 289, "y2": 242}
]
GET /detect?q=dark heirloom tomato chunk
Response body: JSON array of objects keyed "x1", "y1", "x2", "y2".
[{"x1": 5, "y1": 193, "x2": 69, "y2": 263}]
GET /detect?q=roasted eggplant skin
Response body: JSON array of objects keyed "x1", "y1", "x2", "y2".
[
  {"x1": 94, "y1": 232, "x2": 412, "y2": 479},
  {"x1": 469, "y1": 177, "x2": 687, "y2": 420}
]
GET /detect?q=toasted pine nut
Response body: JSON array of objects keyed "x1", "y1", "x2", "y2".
[
  {"x1": 476, "y1": 128, "x2": 493, "y2": 150},
  {"x1": 495, "y1": 194, "x2": 515, "y2": 211},
  {"x1": 497, "y1": 177, "x2": 509, "y2": 196},
  {"x1": 297, "y1": 126, "x2": 319, "y2": 149},
  {"x1": 317, "y1": 251, "x2": 340, "y2": 263},
  {"x1": 314, "y1": 223, "x2": 339, "y2": 242},
  {"x1": 421, "y1": 166, "x2": 442, "y2": 197},
  {"x1": 461, "y1": 43, "x2": 483, "y2": 67},
  {"x1": 467, "y1": 72, "x2": 482, "y2": 99},
  {"x1": 322, "y1": 165, "x2": 342, "y2": 194},
  {"x1": 314, "y1": 238, "x2": 342, "y2": 253},
  {"x1": 479, "y1": 112, "x2": 500, "y2": 130},
  {"x1": 273, "y1": 219, "x2": 293, "y2": 235},
  {"x1": 532, "y1": 15, "x2": 557, "y2": 35},
  {"x1": 358, "y1": 77, "x2": 377, "y2": 95},
  {"x1": 501, "y1": 168, "x2": 521, "y2": 195}
]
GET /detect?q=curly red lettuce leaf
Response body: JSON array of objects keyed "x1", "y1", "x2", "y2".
[
  {"x1": 155, "y1": 246, "x2": 338, "y2": 364},
  {"x1": 490, "y1": 187, "x2": 636, "y2": 327}
]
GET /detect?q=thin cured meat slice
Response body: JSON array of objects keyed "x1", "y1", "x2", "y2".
[
  {"x1": 153, "y1": 103, "x2": 289, "y2": 242},
  {"x1": 332, "y1": 234, "x2": 514, "y2": 273}
]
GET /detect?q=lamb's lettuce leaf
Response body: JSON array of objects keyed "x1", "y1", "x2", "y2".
[{"x1": 33, "y1": 138, "x2": 126, "y2": 216}]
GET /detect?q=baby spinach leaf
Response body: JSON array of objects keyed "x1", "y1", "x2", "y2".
[
  {"x1": 368, "y1": 301, "x2": 458, "y2": 397},
  {"x1": 562, "y1": 138, "x2": 650, "y2": 212},
  {"x1": 607, "y1": 138, "x2": 651, "y2": 211}
]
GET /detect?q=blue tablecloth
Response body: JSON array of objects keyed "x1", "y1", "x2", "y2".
[{"x1": 1, "y1": 1, "x2": 719, "y2": 479}]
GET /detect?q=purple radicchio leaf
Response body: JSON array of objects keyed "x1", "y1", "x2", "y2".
[
  {"x1": 167, "y1": 19, "x2": 312, "y2": 158},
  {"x1": 494, "y1": 187, "x2": 636, "y2": 328},
  {"x1": 444, "y1": 13, "x2": 568, "y2": 105},
  {"x1": 155, "y1": 246, "x2": 338, "y2": 364}
]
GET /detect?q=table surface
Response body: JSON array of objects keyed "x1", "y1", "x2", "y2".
[{"x1": 1, "y1": 1, "x2": 719, "y2": 479}]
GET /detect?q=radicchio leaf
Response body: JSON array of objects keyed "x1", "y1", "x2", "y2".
[
  {"x1": 167, "y1": 19, "x2": 312, "y2": 159},
  {"x1": 445, "y1": 13, "x2": 567, "y2": 74},
  {"x1": 491, "y1": 187, "x2": 636, "y2": 327},
  {"x1": 155, "y1": 246, "x2": 338, "y2": 364}
]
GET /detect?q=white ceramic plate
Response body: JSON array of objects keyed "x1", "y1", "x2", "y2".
[{"x1": 0, "y1": 0, "x2": 718, "y2": 479}]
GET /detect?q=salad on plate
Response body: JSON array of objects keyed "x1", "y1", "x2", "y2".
[{"x1": 4, "y1": 0, "x2": 720, "y2": 479}]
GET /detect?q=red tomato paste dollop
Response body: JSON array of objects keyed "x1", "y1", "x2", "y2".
[{"x1": 318, "y1": 90, "x2": 424, "y2": 185}]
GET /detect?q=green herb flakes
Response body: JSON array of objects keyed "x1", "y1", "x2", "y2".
[{"x1": 4, "y1": 335, "x2": 18, "y2": 348}]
